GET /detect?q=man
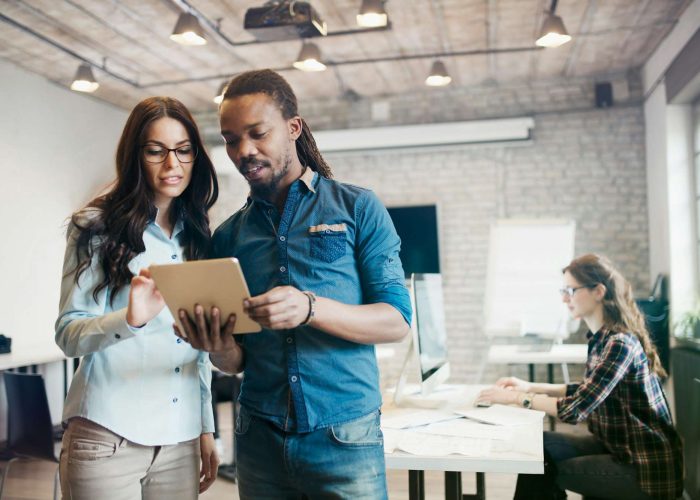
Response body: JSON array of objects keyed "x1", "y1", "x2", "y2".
[{"x1": 177, "y1": 69, "x2": 411, "y2": 499}]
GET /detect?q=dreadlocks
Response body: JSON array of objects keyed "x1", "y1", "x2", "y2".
[{"x1": 222, "y1": 69, "x2": 333, "y2": 179}]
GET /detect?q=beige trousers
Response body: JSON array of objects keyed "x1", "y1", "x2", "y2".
[{"x1": 59, "y1": 418, "x2": 200, "y2": 500}]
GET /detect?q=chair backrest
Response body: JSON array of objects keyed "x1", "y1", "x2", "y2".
[{"x1": 3, "y1": 372, "x2": 56, "y2": 461}]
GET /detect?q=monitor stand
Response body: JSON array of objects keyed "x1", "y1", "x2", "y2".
[{"x1": 392, "y1": 337, "x2": 460, "y2": 409}]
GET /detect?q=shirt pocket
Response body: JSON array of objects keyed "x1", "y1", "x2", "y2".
[{"x1": 309, "y1": 223, "x2": 347, "y2": 263}]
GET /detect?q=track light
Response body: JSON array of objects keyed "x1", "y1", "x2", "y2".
[
  {"x1": 425, "y1": 60, "x2": 451, "y2": 87},
  {"x1": 293, "y1": 42, "x2": 326, "y2": 72},
  {"x1": 70, "y1": 63, "x2": 99, "y2": 93},
  {"x1": 213, "y1": 81, "x2": 227, "y2": 104},
  {"x1": 535, "y1": 1, "x2": 571, "y2": 48},
  {"x1": 170, "y1": 12, "x2": 207, "y2": 46},
  {"x1": 357, "y1": 0, "x2": 388, "y2": 28}
]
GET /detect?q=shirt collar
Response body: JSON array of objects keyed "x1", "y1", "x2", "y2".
[
  {"x1": 586, "y1": 326, "x2": 608, "y2": 342},
  {"x1": 149, "y1": 207, "x2": 184, "y2": 238},
  {"x1": 246, "y1": 166, "x2": 317, "y2": 205},
  {"x1": 299, "y1": 166, "x2": 317, "y2": 193}
]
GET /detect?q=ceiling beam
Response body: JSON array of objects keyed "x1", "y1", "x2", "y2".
[
  {"x1": 140, "y1": 46, "x2": 543, "y2": 88},
  {"x1": 563, "y1": 0, "x2": 598, "y2": 77},
  {"x1": 528, "y1": 0, "x2": 548, "y2": 79}
]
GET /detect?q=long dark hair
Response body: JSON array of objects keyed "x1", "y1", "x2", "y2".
[
  {"x1": 222, "y1": 69, "x2": 332, "y2": 179},
  {"x1": 71, "y1": 96, "x2": 219, "y2": 305},
  {"x1": 563, "y1": 254, "x2": 666, "y2": 378}
]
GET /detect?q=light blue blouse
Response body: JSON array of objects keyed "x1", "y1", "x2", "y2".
[{"x1": 55, "y1": 212, "x2": 215, "y2": 446}]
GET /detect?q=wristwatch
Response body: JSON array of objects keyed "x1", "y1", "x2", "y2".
[{"x1": 521, "y1": 392, "x2": 535, "y2": 409}]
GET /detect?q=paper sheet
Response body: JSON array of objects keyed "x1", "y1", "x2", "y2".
[
  {"x1": 418, "y1": 419, "x2": 514, "y2": 441},
  {"x1": 383, "y1": 428, "x2": 492, "y2": 456},
  {"x1": 381, "y1": 409, "x2": 462, "y2": 429},
  {"x1": 455, "y1": 404, "x2": 545, "y2": 426}
]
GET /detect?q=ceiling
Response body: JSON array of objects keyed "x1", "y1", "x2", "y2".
[{"x1": 0, "y1": 0, "x2": 692, "y2": 114}]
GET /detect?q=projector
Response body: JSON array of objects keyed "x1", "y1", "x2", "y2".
[{"x1": 244, "y1": 1, "x2": 327, "y2": 41}]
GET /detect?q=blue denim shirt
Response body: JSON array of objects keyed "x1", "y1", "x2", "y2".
[{"x1": 211, "y1": 168, "x2": 411, "y2": 433}]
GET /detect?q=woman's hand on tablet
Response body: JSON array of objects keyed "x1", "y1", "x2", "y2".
[{"x1": 126, "y1": 269, "x2": 166, "y2": 328}]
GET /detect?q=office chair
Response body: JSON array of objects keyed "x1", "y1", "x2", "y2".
[
  {"x1": 211, "y1": 371, "x2": 242, "y2": 482},
  {"x1": 0, "y1": 372, "x2": 59, "y2": 500}
]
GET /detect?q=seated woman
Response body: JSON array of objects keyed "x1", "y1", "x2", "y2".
[{"x1": 477, "y1": 254, "x2": 683, "y2": 500}]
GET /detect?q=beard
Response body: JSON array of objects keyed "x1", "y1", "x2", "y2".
[
  {"x1": 243, "y1": 150, "x2": 292, "y2": 200},
  {"x1": 240, "y1": 151, "x2": 292, "y2": 200}
]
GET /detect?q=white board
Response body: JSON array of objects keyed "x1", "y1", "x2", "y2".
[{"x1": 483, "y1": 219, "x2": 576, "y2": 339}]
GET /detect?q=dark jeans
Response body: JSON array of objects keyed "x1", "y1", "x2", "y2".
[
  {"x1": 514, "y1": 431, "x2": 652, "y2": 500},
  {"x1": 235, "y1": 406, "x2": 387, "y2": 500}
]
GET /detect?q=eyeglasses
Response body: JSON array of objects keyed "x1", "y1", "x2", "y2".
[
  {"x1": 559, "y1": 285, "x2": 596, "y2": 298},
  {"x1": 141, "y1": 144, "x2": 197, "y2": 164}
]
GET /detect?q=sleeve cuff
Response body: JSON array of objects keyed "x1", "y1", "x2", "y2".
[
  {"x1": 201, "y1": 410, "x2": 216, "y2": 434},
  {"x1": 100, "y1": 309, "x2": 139, "y2": 345}
]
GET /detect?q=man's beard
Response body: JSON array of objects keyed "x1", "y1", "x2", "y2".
[{"x1": 241, "y1": 151, "x2": 291, "y2": 200}]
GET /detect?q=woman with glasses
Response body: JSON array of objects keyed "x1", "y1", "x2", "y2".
[
  {"x1": 55, "y1": 97, "x2": 220, "y2": 499},
  {"x1": 477, "y1": 254, "x2": 683, "y2": 500}
]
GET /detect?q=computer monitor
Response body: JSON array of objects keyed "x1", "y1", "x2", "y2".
[{"x1": 394, "y1": 273, "x2": 451, "y2": 405}]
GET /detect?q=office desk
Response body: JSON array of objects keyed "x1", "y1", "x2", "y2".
[
  {"x1": 383, "y1": 386, "x2": 544, "y2": 500},
  {"x1": 487, "y1": 344, "x2": 588, "y2": 367},
  {"x1": 0, "y1": 341, "x2": 67, "y2": 372}
]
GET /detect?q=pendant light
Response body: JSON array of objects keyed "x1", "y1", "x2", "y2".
[
  {"x1": 357, "y1": 0, "x2": 388, "y2": 28},
  {"x1": 293, "y1": 42, "x2": 327, "y2": 72},
  {"x1": 70, "y1": 63, "x2": 99, "y2": 93},
  {"x1": 170, "y1": 12, "x2": 207, "y2": 46},
  {"x1": 425, "y1": 60, "x2": 451, "y2": 87},
  {"x1": 535, "y1": 0, "x2": 572, "y2": 48}
]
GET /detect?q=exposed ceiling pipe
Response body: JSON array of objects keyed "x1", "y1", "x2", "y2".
[
  {"x1": 169, "y1": 0, "x2": 391, "y2": 48},
  {"x1": 0, "y1": 12, "x2": 140, "y2": 88}
]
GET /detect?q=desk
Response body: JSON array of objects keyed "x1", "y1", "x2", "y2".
[
  {"x1": 0, "y1": 341, "x2": 67, "y2": 371},
  {"x1": 487, "y1": 344, "x2": 588, "y2": 367},
  {"x1": 383, "y1": 385, "x2": 544, "y2": 500},
  {"x1": 0, "y1": 341, "x2": 70, "y2": 394},
  {"x1": 0, "y1": 340, "x2": 71, "y2": 457}
]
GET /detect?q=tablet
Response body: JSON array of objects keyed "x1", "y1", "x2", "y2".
[{"x1": 149, "y1": 258, "x2": 261, "y2": 335}]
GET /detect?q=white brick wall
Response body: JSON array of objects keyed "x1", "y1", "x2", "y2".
[{"x1": 206, "y1": 72, "x2": 649, "y2": 387}]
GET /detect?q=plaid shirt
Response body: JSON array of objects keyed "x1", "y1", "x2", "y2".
[{"x1": 557, "y1": 329, "x2": 684, "y2": 499}]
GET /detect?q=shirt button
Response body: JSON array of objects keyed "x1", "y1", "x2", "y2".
[
  {"x1": 325, "y1": 229, "x2": 331, "y2": 234},
  {"x1": 176, "y1": 338, "x2": 182, "y2": 344},
  {"x1": 286, "y1": 337, "x2": 293, "y2": 344},
  {"x1": 115, "y1": 333, "x2": 121, "y2": 339},
  {"x1": 280, "y1": 266, "x2": 286, "y2": 273},
  {"x1": 175, "y1": 367, "x2": 180, "y2": 373},
  {"x1": 279, "y1": 236, "x2": 286, "y2": 242},
  {"x1": 171, "y1": 254, "x2": 177, "y2": 260},
  {"x1": 290, "y1": 375, "x2": 298, "y2": 383},
  {"x1": 172, "y1": 398, "x2": 178, "y2": 403}
]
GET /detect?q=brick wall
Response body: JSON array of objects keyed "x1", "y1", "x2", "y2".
[{"x1": 206, "y1": 72, "x2": 649, "y2": 387}]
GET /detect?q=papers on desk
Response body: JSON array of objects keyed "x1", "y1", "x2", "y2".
[
  {"x1": 382, "y1": 413, "x2": 515, "y2": 457},
  {"x1": 420, "y1": 419, "x2": 514, "y2": 441},
  {"x1": 381, "y1": 409, "x2": 461, "y2": 429},
  {"x1": 383, "y1": 428, "x2": 492, "y2": 457},
  {"x1": 455, "y1": 404, "x2": 545, "y2": 426}
]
